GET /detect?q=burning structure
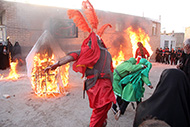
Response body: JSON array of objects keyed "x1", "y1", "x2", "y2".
[{"x1": 26, "y1": 31, "x2": 69, "y2": 96}]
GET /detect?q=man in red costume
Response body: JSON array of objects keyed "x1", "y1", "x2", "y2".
[
  {"x1": 135, "y1": 42, "x2": 150, "y2": 64},
  {"x1": 45, "y1": 32, "x2": 116, "y2": 127}
]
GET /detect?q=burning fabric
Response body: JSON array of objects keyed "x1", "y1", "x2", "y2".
[{"x1": 26, "y1": 30, "x2": 69, "y2": 96}]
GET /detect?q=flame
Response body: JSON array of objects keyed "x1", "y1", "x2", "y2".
[
  {"x1": 125, "y1": 26, "x2": 153, "y2": 58},
  {"x1": 112, "y1": 45, "x2": 125, "y2": 68},
  {"x1": 6, "y1": 59, "x2": 19, "y2": 80},
  {"x1": 0, "y1": 74, "x2": 4, "y2": 79},
  {"x1": 31, "y1": 53, "x2": 70, "y2": 97},
  {"x1": 60, "y1": 63, "x2": 70, "y2": 87}
]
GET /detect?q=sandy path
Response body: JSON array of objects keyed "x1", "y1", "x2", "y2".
[{"x1": 0, "y1": 62, "x2": 176, "y2": 127}]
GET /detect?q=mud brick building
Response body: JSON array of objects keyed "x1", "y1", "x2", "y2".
[{"x1": 0, "y1": 1, "x2": 161, "y2": 61}]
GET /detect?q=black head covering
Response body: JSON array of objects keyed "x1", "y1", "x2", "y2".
[{"x1": 133, "y1": 68, "x2": 190, "y2": 127}]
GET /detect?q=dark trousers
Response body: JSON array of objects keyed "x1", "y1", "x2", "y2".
[{"x1": 112, "y1": 96, "x2": 141, "y2": 115}]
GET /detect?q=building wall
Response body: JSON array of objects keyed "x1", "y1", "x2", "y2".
[
  {"x1": 175, "y1": 33, "x2": 184, "y2": 48},
  {"x1": 161, "y1": 34, "x2": 176, "y2": 50},
  {"x1": 0, "y1": 1, "x2": 160, "y2": 61},
  {"x1": 185, "y1": 27, "x2": 190, "y2": 41}
]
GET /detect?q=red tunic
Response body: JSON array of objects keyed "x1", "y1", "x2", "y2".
[
  {"x1": 69, "y1": 52, "x2": 116, "y2": 108},
  {"x1": 69, "y1": 52, "x2": 116, "y2": 127},
  {"x1": 135, "y1": 47, "x2": 150, "y2": 64}
]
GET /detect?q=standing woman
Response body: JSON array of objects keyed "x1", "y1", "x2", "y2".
[
  {"x1": 133, "y1": 69, "x2": 190, "y2": 127},
  {"x1": 135, "y1": 42, "x2": 150, "y2": 64}
]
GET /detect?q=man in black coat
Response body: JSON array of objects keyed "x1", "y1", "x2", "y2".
[{"x1": 177, "y1": 38, "x2": 190, "y2": 82}]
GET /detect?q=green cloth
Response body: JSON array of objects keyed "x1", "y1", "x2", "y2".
[
  {"x1": 119, "y1": 58, "x2": 152, "y2": 102},
  {"x1": 112, "y1": 57, "x2": 143, "y2": 96}
]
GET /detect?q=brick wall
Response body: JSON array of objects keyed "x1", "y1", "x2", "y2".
[{"x1": 1, "y1": 1, "x2": 160, "y2": 61}]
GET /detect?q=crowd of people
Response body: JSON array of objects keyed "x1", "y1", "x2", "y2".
[
  {"x1": 155, "y1": 47, "x2": 183, "y2": 65},
  {"x1": 0, "y1": 37, "x2": 22, "y2": 70}
]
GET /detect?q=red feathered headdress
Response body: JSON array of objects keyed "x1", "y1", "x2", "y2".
[{"x1": 67, "y1": 0, "x2": 112, "y2": 76}]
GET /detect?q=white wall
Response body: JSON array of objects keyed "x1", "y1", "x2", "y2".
[{"x1": 160, "y1": 34, "x2": 176, "y2": 50}]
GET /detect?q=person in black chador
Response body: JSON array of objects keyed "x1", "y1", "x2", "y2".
[
  {"x1": 0, "y1": 43, "x2": 4, "y2": 69},
  {"x1": 0, "y1": 43, "x2": 9, "y2": 70},
  {"x1": 12, "y1": 42, "x2": 21, "y2": 59},
  {"x1": 12, "y1": 41, "x2": 23, "y2": 65},
  {"x1": 133, "y1": 69, "x2": 190, "y2": 127}
]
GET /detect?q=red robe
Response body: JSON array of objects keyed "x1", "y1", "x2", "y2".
[
  {"x1": 69, "y1": 32, "x2": 116, "y2": 127},
  {"x1": 135, "y1": 47, "x2": 150, "y2": 64}
]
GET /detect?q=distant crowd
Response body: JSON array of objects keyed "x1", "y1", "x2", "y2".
[
  {"x1": 155, "y1": 47, "x2": 183, "y2": 65},
  {"x1": 0, "y1": 37, "x2": 22, "y2": 70}
]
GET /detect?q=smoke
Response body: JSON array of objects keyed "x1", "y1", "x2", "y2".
[
  {"x1": 129, "y1": 17, "x2": 151, "y2": 33},
  {"x1": 43, "y1": 17, "x2": 69, "y2": 38}
]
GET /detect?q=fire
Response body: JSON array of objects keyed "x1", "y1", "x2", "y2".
[
  {"x1": 31, "y1": 52, "x2": 69, "y2": 96},
  {"x1": 0, "y1": 74, "x2": 4, "y2": 79},
  {"x1": 6, "y1": 59, "x2": 19, "y2": 80},
  {"x1": 125, "y1": 26, "x2": 153, "y2": 58},
  {"x1": 60, "y1": 63, "x2": 70, "y2": 87},
  {"x1": 112, "y1": 45, "x2": 125, "y2": 68}
]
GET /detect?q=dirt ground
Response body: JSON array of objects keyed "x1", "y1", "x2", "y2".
[{"x1": 0, "y1": 62, "x2": 176, "y2": 127}]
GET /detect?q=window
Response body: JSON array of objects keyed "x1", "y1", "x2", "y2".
[
  {"x1": 152, "y1": 23, "x2": 157, "y2": 35},
  {"x1": 54, "y1": 21, "x2": 78, "y2": 38},
  {"x1": 49, "y1": 18, "x2": 78, "y2": 38},
  {"x1": 164, "y1": 40, "x2": 169, "y2": 48},
  {"x1": 115, "y1": 23, "x2": 122, "y2": 32}
]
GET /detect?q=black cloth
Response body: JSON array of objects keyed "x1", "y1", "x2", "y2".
[
  {"x1": 12, "y1": 42, "x2": 21, "y2": 58},
  {"x1": 133, "y1": 69, "x2": 190, "y2": 127},
  {"x1": 179, "y1": 52, "x2": 190, "y2": 82},
  {"x1": 0, "y1": 46, "x2": 9, "y2": 70}
]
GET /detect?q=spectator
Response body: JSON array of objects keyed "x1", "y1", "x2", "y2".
[
  {"x1": 175, "y1": 47, "x2": 182, "y2": 65},
  {"x1": 155, "y1": 48, "x2": 160, "y2": 62},
  {"x1": 170, "y1": 48, "x2": 176, "y2": 65},
  {"x1": 161, "y1": 48, "x2": 165, "y2": 63},
  {"x1": 12, "y1": 41, "x2": 23, "y2": 65},
  {"x1": 158, "y1": 48, "x2": 163, "y2": 63},
  {"x1": 177, "y1": 38, "x2": 190, "y2": 82},
  {"x1": 164, "y1": 47, "x2": 170, "y2": 64},
  {"x1": 133, "y1": 69, "x2": 190, "y2": 127}
]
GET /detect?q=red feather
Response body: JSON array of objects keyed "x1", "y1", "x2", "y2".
[
  {"x1": 67, "y1": 9, "x2": 91, "y2": 33},
  {"x1": 82, "y1": 0, "x2": 99, "y2": 30},
  {"x1": 97, "y1": 24, "x2": 112, "y2": 37}
]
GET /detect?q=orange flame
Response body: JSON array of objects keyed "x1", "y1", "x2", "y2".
[
  {"x1": 125, "y1": 26, "x2": 153, "y2": 58},
  {"x1": 112, "y1": 45, "x2": 125, "y2": 68},
  {"x1": 6, "y1": 59, "x2": 19, "y2": 80},
  {"x1": 31, "y1": 53, "x2": 69, "y2": 97},
  {"x1": 60, "y1": 63, "x2": 70, "y2": 87}
]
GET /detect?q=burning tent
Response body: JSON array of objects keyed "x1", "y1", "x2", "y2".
[{"x1": 26, "y1": 30, "x2": 69, "y2": 97}]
